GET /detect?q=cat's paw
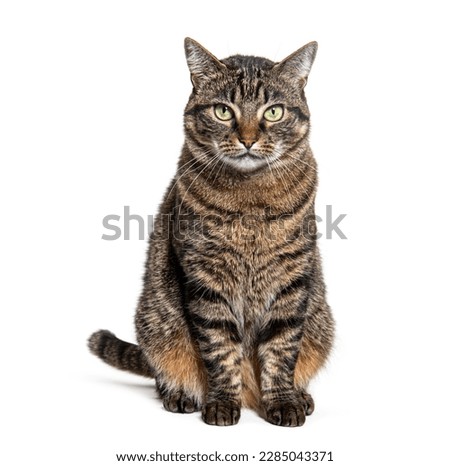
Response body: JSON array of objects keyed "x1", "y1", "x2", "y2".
[
  {"x1": 264, "y1": 401, "x2": 306, "y2": 427},
  {"x1": 162, "y1": 391, "x2": 200, "y2": 414},
  {"x1": 202, "y1": 401, "x2": 241, "y2": 426},
  {"x1": 298, "y1": 389, "x2": 315, "y2": 416}
]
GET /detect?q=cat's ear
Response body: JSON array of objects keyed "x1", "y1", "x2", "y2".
[
  {"x1": 274, "y1": 41, "x2": 318, "y2": 85},
  {"x1": 184, "y1": 38, "x2": 226, "y2": 90}
]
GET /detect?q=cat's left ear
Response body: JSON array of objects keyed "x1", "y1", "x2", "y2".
[
  {"x1": 274, "y1": 41, "x2": 318, "y2": 85},
  {"x1": 184, "y1": 38, "x2": 226, "y2": 90}
]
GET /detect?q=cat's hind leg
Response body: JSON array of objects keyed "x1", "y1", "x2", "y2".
[
  {"x1": 297, "y1": 388, "x2": 315, "y2": 416},
  {"x1": 160, "y1": 387, "x2": 201, "y2": 413},
  {"x1": 293, "y1": 333, "x2": 330, "y2": 417},
  {"x1": 142, "y1": 327, "x2": 207, "y2": 414}
]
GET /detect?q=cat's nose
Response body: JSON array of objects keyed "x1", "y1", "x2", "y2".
[{"x1": 239, "y1": 138, "x2": 256, "y2": 150}]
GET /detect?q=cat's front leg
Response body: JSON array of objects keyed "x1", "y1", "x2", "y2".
[
  {"x1": 187, "y1": 282, "x2": 243, "y2": 426},
  {"x1": 258, "y1": 291, "x2": 309, "y2": 427}
]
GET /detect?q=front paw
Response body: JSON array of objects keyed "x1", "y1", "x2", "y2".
[
  {"x1": 202, "y1": 401, "x2": 241, "y2": 426},
  {"x1": 264, "y1": 401, "x2": 306, "y2": 427}
]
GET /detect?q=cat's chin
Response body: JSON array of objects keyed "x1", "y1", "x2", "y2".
[{"x1": 222, "y1": 153, "x2": 275, "y2": 173}]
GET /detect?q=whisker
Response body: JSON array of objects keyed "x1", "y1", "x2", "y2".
[
  {"x1": 177, "y1": 151, "x2": 223, "y2": 216},
  {"x1": 166, "y1": 147, "x2": 220, "y2": 199},
  {"x1": 270, "y1": 159, "x2": 291, "y2": 195},
  {"x1": 283, "y1": 151, "x2": 318, "y2": 173},
  {"x1": 264, "y1": 153, "x2": 292, "y2": 196},
  {"x1": 211, "y1": 157, "x2": 228, "y2": 187},
  {"x1": 272, "y1": 149, "x2": 316, "y2": 186},
  {"x1": 166, "y1": 157, "x2": 202, "y2": 199},
  {"x1": 205, "y1": 151, "x2": 226, "y2": 184}
]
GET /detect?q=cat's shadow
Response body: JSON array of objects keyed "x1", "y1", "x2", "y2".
[{"x1": 92, "y1": 376, "x2": 159, "y2": 402}]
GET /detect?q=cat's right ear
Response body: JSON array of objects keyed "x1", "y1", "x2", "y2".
[{"x1": 184, "y1": 38, "x2": 226, "y2": 90}]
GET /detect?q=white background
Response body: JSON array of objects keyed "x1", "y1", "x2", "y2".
[{"x1": 1, "y1": 1, "x2": 449, "y2": 465}]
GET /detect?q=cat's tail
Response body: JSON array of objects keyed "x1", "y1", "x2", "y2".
[{"x1": 88, "y1": 330, "x2": 155, "y2": 378}]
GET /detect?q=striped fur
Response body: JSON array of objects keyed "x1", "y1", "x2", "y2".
[{"x1": 89, "y1": 38, "x2": 335, "y2": 427}]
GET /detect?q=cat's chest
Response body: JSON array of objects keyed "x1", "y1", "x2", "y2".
[{"x1": 182, "y1": 215, "x2": 300, "y2": 307}]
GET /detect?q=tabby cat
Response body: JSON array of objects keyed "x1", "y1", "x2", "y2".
[{"x1": 88, "y1": 38, "x2": 335, "y2": 427}]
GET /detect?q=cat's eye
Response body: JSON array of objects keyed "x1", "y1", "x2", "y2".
[
  {"x1": 214, "y1": 104, "x2": 234, "y2": 121},
  {"x1": 263, "y1": 105, "x2": 284, "y2": 122}
]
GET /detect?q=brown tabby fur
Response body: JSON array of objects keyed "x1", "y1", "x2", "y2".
[{"x1": 88, "y1": 38, "x2": 335, "y2": 426}]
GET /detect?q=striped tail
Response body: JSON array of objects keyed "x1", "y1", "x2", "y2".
[{"x1": 88, "y1": 330, "x2": 155, "y2": 378}]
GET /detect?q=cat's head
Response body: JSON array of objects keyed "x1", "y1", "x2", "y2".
[{"x1": 184, "y1": 38, "x2": 317, "y2": 173}]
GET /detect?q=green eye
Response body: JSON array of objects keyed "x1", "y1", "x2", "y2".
[
  {"x1": 264, "y1": 105, "x2": 284, "y2": 122},
  {"x1": 214, "y1": 104, "x2": 234, "y2": 121}
]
